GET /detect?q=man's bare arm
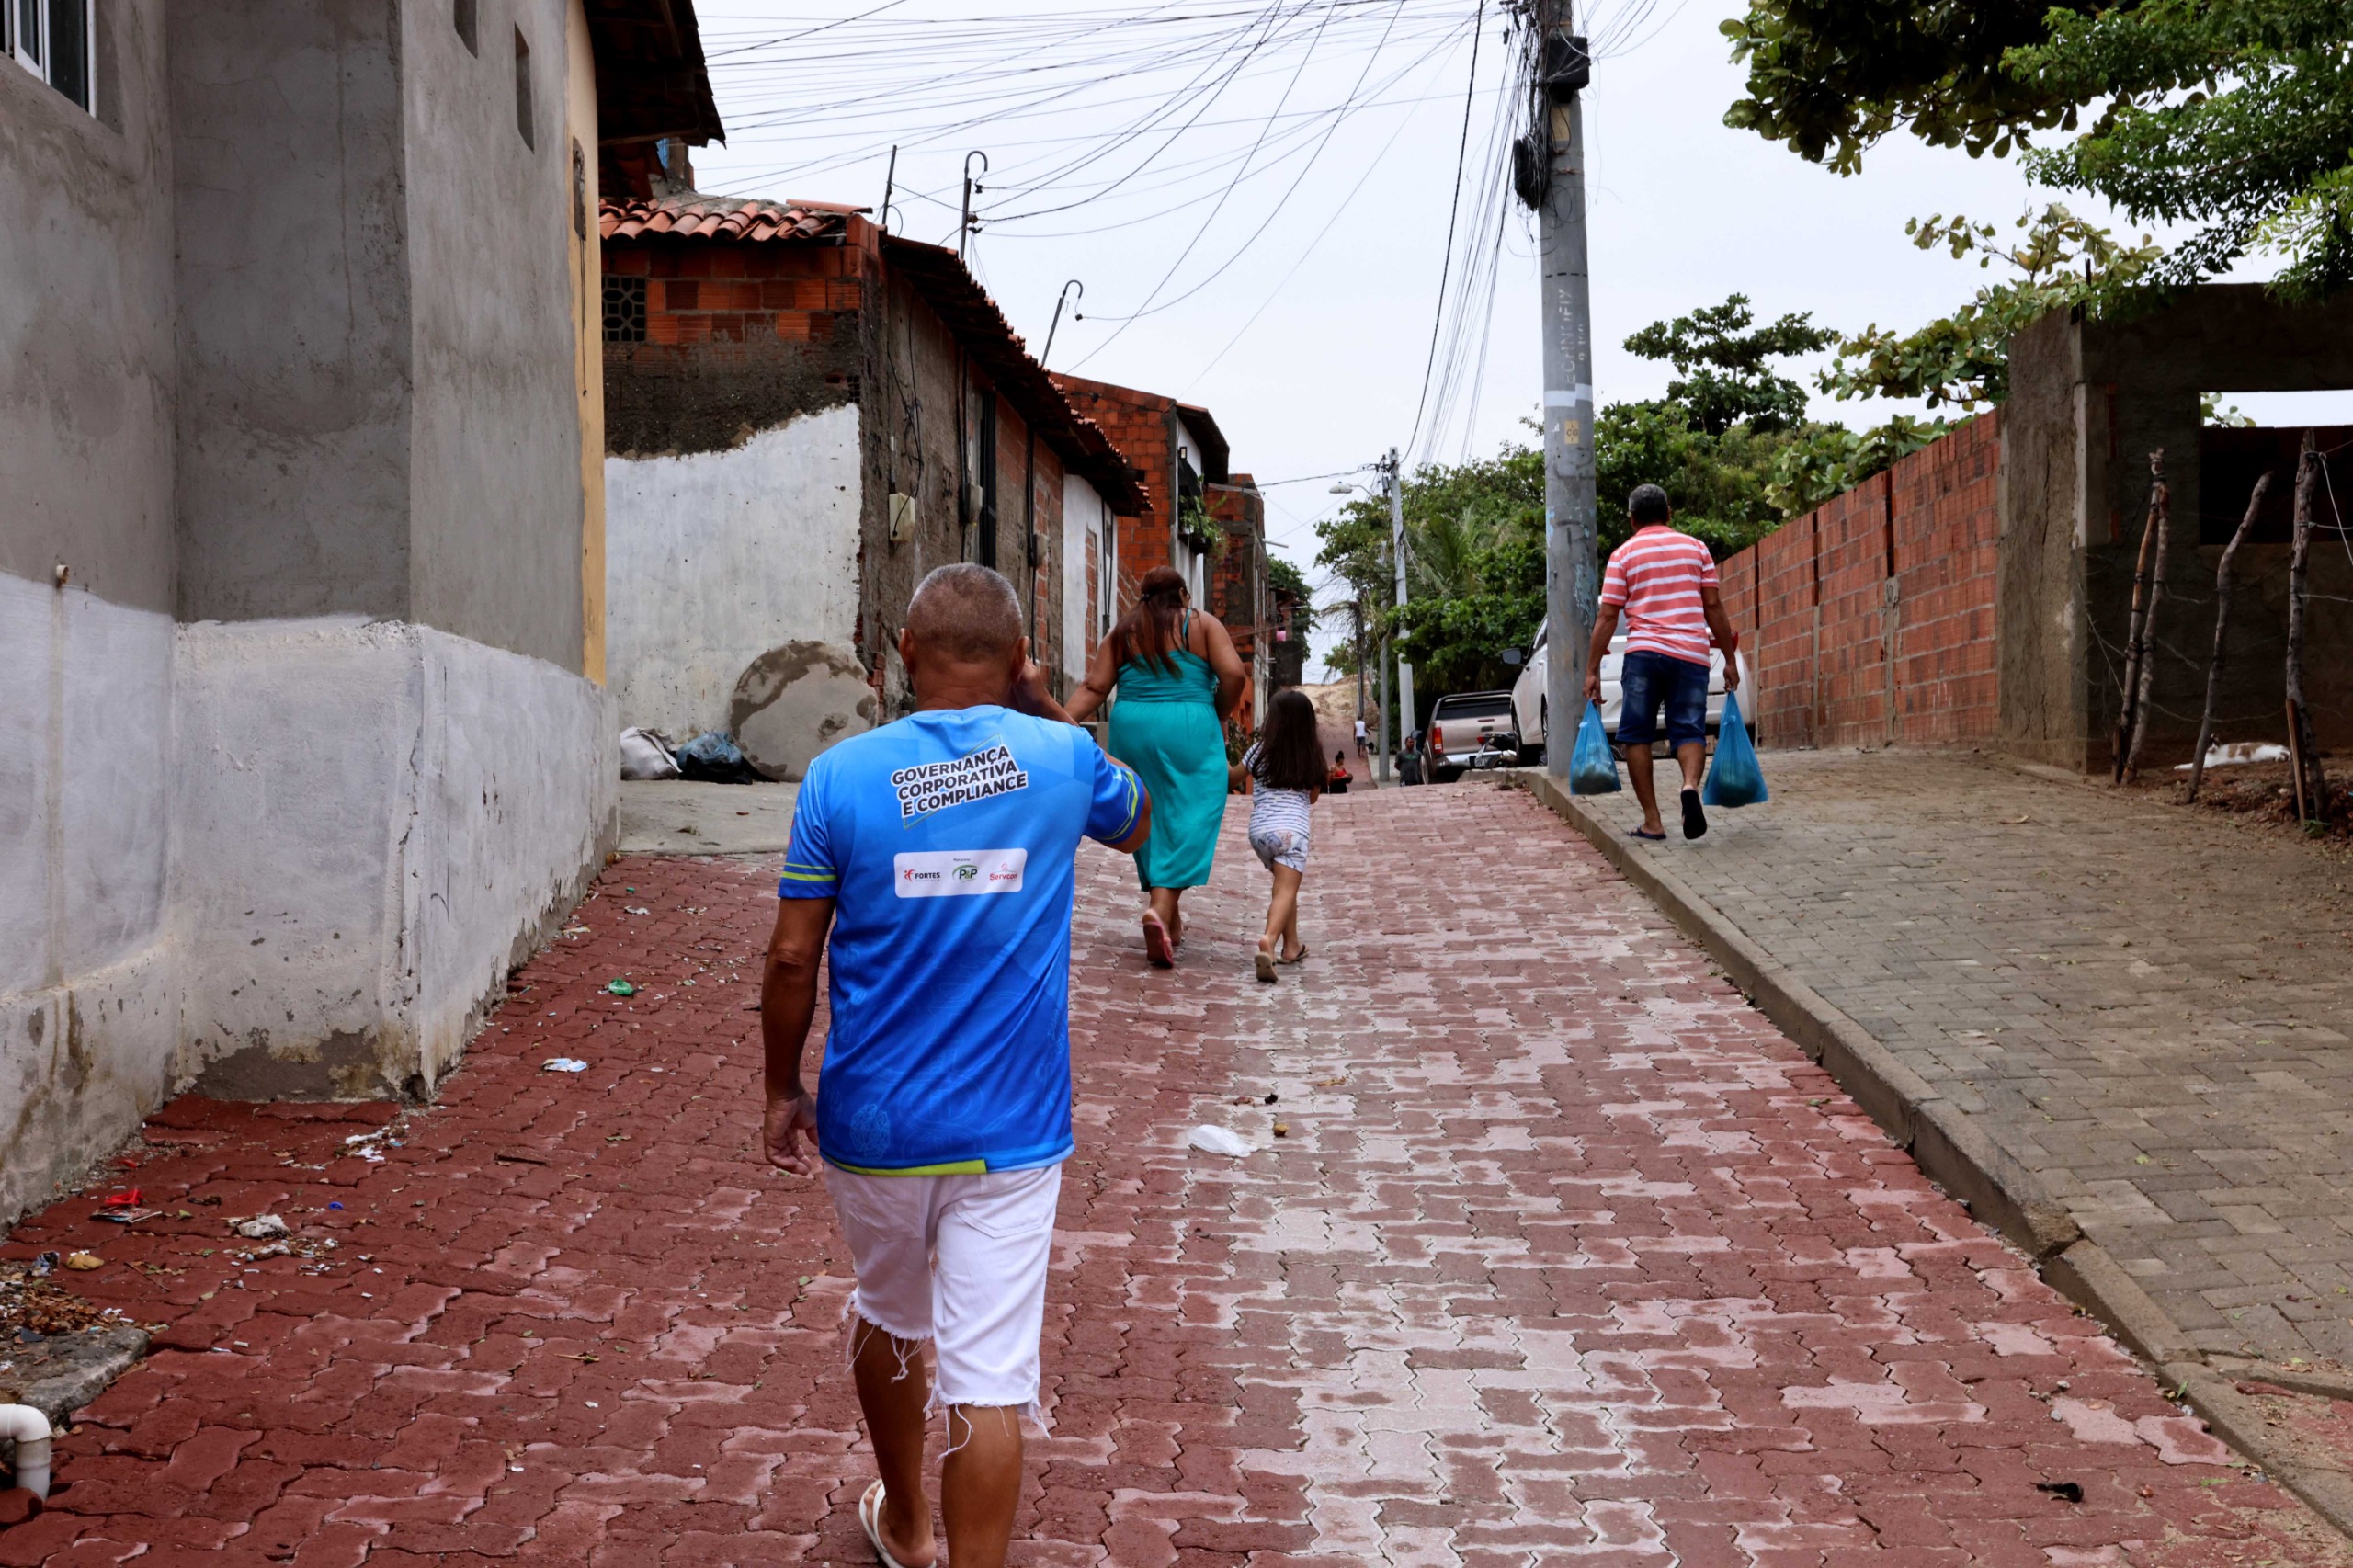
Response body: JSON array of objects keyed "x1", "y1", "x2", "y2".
[
  {"x1": 1583, "y1": 603, "x2": 1622, "y2": 701},
  {"x1": 761, "y1": 896, "x2": 835, "y2": 1175},
  {"x1": 1699, "y1": 585, "x2": 1741, "y2": 689}
]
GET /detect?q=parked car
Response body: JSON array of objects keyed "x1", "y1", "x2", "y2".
[
  {"x1": 1507, "y1": 623, "x2": 1742, "y2": 762},
  {"x1": 1425, "y1": 690, "x2": 1519, "y2": 782}
]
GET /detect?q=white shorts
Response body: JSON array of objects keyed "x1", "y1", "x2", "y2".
[{"x1": 824, "y1": 1162, "x2": 1063, "y2": 1415}]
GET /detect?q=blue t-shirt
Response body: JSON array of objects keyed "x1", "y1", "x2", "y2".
[{"x1": 779, "y1": 706, "x2": 1143, "y2": 1175}]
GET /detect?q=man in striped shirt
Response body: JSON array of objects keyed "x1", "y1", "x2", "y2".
[{"x1": 1584, "y1": 484, "x2": 1742, "y2": 840}]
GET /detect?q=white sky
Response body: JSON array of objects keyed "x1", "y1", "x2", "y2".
[{"x1": 690, "y1": 1, "x2": 2352, "y2": 682}]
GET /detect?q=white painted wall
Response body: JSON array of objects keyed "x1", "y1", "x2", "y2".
[
  {"x1": 0, "y1": 569, "x2": 179, "y2": 1226},
  {"x1": 0, "y1": 574, "x2": 616, "y2": 1224},
  {"x1": 1062, "y1": 472, "x2": 1106, "y2": 687},
  {"x1": 605, "y1": 407, "x2": 863, "y2": 740},
  {"x1": 175, "y1": 619, "x2": 616, "y2": 1096}
]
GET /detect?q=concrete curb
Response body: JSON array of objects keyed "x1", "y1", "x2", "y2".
[{"x1": 1517, "y1": 767, "x2": 2353, "y2": 1544}]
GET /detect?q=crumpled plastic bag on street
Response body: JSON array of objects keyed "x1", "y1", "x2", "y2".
[
  {"x1": 1701, "y1": 691, "x2": 1768, "y2": 808},
  {"x1": 620, "y1": 727, "x2": 681, "y2": 780},
  {"x1": 1569, "y1": 701, "x2": 1621, "y2": 795},
  {"x1": 1186, "y1": 1124, "x2": 1255, "y2": 1157},
  {"x1": 231, "y1": 1214, "x2": 290, "y2": 1240}
]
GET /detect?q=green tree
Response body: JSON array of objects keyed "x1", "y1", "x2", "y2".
[
  {"x1": 1821, "y1": 205, "x2": 2161, "y2": 410},
  {"x1": 1722, "y1": 0, "x2": 2353, "y2": 296},
  {"x1": 1620, "y1": 293, "x2": 1836, "y2": 434}
]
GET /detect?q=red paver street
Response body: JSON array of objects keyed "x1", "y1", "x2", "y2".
[{"x1": 6, "y1": 785, "x2": 2350, "y2": 1564}]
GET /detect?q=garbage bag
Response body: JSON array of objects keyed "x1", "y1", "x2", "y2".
[
  {"x1": 620, "y1": 727, "x2": 680, "y2": 781},
  {"x1": 1569, "y1": 701, "x2": 1621, "y2": 795},
  {"x1": 1701, "y1": 691, "x2": 1768, "y2": 808},
  {"x1": 675, "y1": 731, "x2": 766, "y2": 784}
]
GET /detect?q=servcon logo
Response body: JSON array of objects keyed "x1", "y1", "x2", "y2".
[{"x1": 892, "y1": 849, "x2": 1027, "y2": 898}]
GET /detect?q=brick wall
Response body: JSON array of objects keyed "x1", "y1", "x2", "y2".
[{"x1": 1716, "y1": 411, "x2": 2002, "y2": 750}]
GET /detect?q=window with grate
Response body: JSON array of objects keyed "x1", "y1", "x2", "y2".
[
  {"x1": 603, "y1": 276, "x2": 647, "y2": 343},
  {"x1": 7, "y1": 0, "x2": 95, "y2": 114}
]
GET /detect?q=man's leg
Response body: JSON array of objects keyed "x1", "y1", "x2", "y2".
[
  {"x1": 851, "y1": 1323, "x2": 939, "y2": 1567},
  {"x1": 827, "y1": 1171, "x2": 943, "y2": 1567},
  {"x1": 1677, "y1": 741, "x2": 1706, "y2": 791},
  {"x1": 940, "y1": 1406, "x2": 1023, "y2": 1567},
  {"x1": 1622, "y1": 743, "x2": 1665, "y2": 835},
  {"x1": 931, "y1": 1166, "x2": 1063, "y2": 1568}
]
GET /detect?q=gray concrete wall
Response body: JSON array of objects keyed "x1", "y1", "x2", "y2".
[
  {"x1": 1997, "y1": 312, "x2": 2094, "y2": 769},
  {"x1": 0, "y1": 3, "x2": 185, "y2": 1224},
  {"x1": 404, "y1": 0, "x2": 586, "y2": 671},
  {"x1": 169, "y1": 1, "x2": 415, "y2": 624},
  {"x1": 0, "y1": 1, "x2": 176, "y2": 612}
]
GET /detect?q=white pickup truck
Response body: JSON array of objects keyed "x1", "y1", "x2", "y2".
[
  {"x1": 1507, "y1": 624, "x2": 1739, "y2": 763},
  {"x1": 1425, "y1": 690, "x2": 1520, "y2": 782}
]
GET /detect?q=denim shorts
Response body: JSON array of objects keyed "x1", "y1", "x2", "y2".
[{"x1": 1616, "y1": 650, "x2": 1709, "y2": 749}]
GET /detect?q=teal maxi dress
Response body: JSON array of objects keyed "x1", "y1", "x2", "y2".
[{"x1": 1106, "y1": 619, "x2": 1226, "y2": 891}]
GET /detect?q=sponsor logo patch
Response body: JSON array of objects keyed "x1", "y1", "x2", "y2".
[{"x1": 893, "y1": 849, "x2": 1027, "y2": 898}]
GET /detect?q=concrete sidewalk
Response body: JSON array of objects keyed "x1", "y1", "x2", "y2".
[{"x1": 1544, "y1": 750, "x2": 2353, "y2": 1377}]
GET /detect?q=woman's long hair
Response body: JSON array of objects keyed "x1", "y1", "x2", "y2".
[
  {"x1": 1109, "y1": 565, "x2": 1190, "y2": 676},
  {"x1": 1254, "y1": 689, "x2": 1327, "y2": 792}
]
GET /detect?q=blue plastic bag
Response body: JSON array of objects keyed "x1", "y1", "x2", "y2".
[
  {"x1": 1569, "y1": 701, "x2": 1621, "y2": 795},
  {"x1": 1701, "y1": 690, "x2": 1768, "y2": 808}
]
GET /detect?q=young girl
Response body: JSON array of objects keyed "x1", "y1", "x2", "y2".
[{"x1": 1238, "y1": 689, "x2": 1325, "y2": 983}]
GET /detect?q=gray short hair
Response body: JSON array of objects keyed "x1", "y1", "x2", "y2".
[{"x1": 906, "y1": 563, "x2": 1023, "y2": 662}]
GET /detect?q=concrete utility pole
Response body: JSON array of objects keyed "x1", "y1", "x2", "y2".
[
  {"x1": 1537, "y1": 3, "x2": 1597, "y2": 782},
  {"x1": 1389, "y1": 447, "x2": 1414, "y2": 747}
]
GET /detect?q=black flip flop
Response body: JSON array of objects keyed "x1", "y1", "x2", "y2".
[
  {"x1": 1680, "y1": 789, "x2": 1708, "y2": 841},
  {"x1": 1629, "y1": 827, "x2": 1667, "y2": 841}
]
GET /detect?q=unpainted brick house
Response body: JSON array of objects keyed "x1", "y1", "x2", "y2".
[
  {"x1": 1049, "y1": 375, "x2": 1275, "y2": 724},
  {"x1": 599, "y1": 194, "x2": 1146, "y2": 776}
]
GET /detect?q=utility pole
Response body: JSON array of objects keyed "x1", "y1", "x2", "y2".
[
  {"x1": 1389, "y1": 447, "x2": 1413, "y2": 749},
  {"x1": 1378, "y1": 554, "x2": 1392, "y2": 786},
  {"x1": 1537, "y1": 3, "x2": 1597, "y2": 782}
]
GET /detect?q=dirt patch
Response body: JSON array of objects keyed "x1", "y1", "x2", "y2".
[
  {"x1": 0, "y1": 1265, "x2": 120, "y2": 1340},
  {"x1": 2127, "y1": 760, "x2": 2353, "y2": 858}
]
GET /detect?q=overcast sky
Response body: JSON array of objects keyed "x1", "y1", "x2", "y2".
[{"x1": 691, "y1": 1, "x2": 2348, "y2": 682}]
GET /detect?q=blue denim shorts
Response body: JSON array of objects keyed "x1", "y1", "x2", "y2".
[{"x1": 1616, "y1": 650, "x2": 1709, "y2": 749}]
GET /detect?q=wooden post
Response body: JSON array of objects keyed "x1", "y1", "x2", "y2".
[
  {"x1": 2122, "y1": 453, "x2": 2171, "y2": 782},
  {"x1": 2112, "y1": 449, "x2": 2165, "y2": 784},
  {"x1": 2186, "y1": 471, "x2": 2273, "y2": 802},
  {"x1": 2286, "y1": 431, "x2": 2328, "y2": 823}
]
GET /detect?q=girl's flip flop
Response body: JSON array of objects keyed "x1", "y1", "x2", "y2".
[
  {"x1": 1277, "y1": 946, "x2": 1309, "y2": 965},
  {"x1": 1255, "y1": 948, "x2": 1278, "y2": 983},
  {"x1": 859, "y1": 1480, "x2": 913, "y2": 1568},
  {"x1": 1142, "y1": 913, "x2": 1176, "y2": 969}
]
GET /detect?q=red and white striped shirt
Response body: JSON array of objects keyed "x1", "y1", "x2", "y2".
[{"x1": 1600, "y1": 525, "x2": 1719, "y2": 667}]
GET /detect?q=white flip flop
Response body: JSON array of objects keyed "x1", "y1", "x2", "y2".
[{"x1": 859, "y1": 1479, "x2": 913, "y2": 1568}]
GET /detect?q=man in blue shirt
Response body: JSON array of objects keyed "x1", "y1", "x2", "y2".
[{"x1": 761, "y1": 563, "x2": 1150, "y2": 1568}]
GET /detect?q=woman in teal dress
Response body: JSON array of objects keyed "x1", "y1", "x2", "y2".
[{"x1": 1068, "y1": 565, "x2": 1247, "y2": 968}]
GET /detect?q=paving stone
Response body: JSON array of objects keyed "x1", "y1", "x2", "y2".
[
  {"x1": 1588, "y1": 751, "x2": 2353, "y2": 1374},
  {"x1": 3, "y1": 786, "x2": 2349, "y2": 1562}
]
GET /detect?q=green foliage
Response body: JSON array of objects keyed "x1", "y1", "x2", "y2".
[
  {"x1": 1266, "y1": 552, "x2": 1310, "y2": 604},
  {"x1": 1722, "y1": 0, "x2": 2353, "y2": 296},
  {"x1": 1721, "y1": 2, "x2": 2097, "y2": 171},
  {"x1": 1177, "y1": 495, "x2": 1224, "y2": 559},
  {"x1": 1620, "y1": 294, "x2": 1836, "y2": 434},
  {"x1": 1821, "y1": 205, "x2": 2161, "y2": 409},
  {"x1": 1595, "y1": 401, "x2": 1801, "y2": 560},
  {"x1": 1314, "y1": 445, "x2": 1546, "y2": 710},
  {"x1": 1764, "y1": 416, "x2": 1950, "y2": 517}
]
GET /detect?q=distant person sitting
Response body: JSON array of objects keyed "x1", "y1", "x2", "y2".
[
  {"x1": 1327, "y1": 750, "x2": 1352, "y2": 794},
  {"x1": 1585, "y1": 483, "x2": 1741, "y2": 842}
]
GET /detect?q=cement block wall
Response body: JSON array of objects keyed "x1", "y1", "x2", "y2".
[
  {"x1": 2000, "y1": 287, "x2": 2353, "y2": 770},
  {"x1": 1714, "y1": 414, "x2": 2003, "y2": 752},
  {"x1": 0, "y1": 2, "x2": 618, "y2": 1225}
]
